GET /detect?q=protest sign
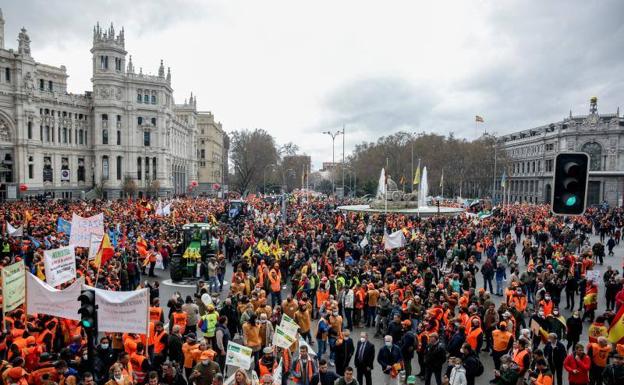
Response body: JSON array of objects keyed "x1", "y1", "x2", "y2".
[
  {"x1": 88, "y1": 233, "x2": 103, "y2": 260},
  {"x1": 225, "y1": 341, "x2": 253, "y2": 369},
  {"x1": 279, "y1": 314, "x2": 299, "y2": 338},
  {"x1": 43, "y1": 245, "x2": 76, "y2": 287},
  {"x1": 69, "y1": 213, "x2": 104, "y2": 247},
  {"x1": 2, "y1": 261, "x2": 25, "y2": 313},
  {"x1": 94, "y1": 288, "x2": 149, "y2": 335},
  {"x1": 273, "y1": 326, "x2": 296, "y2": 349},
  {"x1": 26, "y1": 273, "x2": 81, "y2": 320}
]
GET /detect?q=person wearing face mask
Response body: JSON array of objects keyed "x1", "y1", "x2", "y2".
[
  {"x1": 354, "y1": 332, "x2": 375, "y2": 385},
  {"x1": 547, "y1": 308, "x2": 566, "y2": 341},
  {"x1": 189, "y1": 351, "x2": 220, "y2": 385},
  {"x1": 539, "y1": 294, "x2": 554, "y2": 316},
  {"x1": 334, "y1": 329, "x2": 355, "y2": 376},
  {"x1": 566, "y1": 312, "x2": 583, "y2": 350},
  {"x1": 444, "y1": 357, "x2": 467, "y2": 385},
  {"x1": 377, "y1": 335, "x2": 403, "y2": 385},
  {"x1": 530, "y1": 308, "x2": 550, "y2": 351},
  {"x1": 544, "y1": 333, "x2": 566, "y2": 385},
  {"x1": 491, "y1": 355, "x2": 520, "y2": 385},
  {"x1": 328, "y1": 306, "x2": 343, "y2": 367}
]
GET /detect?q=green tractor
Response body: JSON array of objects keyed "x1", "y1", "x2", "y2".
[{"x1": 170, "y1": 223, "x2": 218, "y2": 283}]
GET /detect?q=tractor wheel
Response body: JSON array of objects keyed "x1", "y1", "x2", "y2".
[{"x1": 169, "y1": 255, "x2": 184, "y2": 282}]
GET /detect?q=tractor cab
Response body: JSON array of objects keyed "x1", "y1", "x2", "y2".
[{"x1": 170, "y1": 223, "x2": 218, "y2": 282}]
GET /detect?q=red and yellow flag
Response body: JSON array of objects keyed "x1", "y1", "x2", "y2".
[
  {"x1": 609, "y1": 306, "x2": 624, "y2": 344},
  {"x1": 94, "y1": 233, "x2": 114, "y2": 268},
  {"x1": 137, "y1": 236, "x2": 148, "y2": 257}
]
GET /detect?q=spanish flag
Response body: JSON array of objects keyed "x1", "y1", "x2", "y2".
[
  {"x1": 94, "y1": 233, "x2": 114, "y2": 268},
  {"x1": 137, "y1": 236, "x2": 148, "y2": 258},
  {"x1": 609, "y1": 305, "x2": 624, "y2": 344}
]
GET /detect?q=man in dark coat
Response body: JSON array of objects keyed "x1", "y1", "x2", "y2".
[
  {"x1": 377, "y1": 335, "x2": 403, "y2": 385},
  {"x1": 335, "y1": 329, "x2": 355, "y2": 376},
  {"x1": 423, "y1": 333, "x2": 445, "y2": 385},
  {"x1": 399, "y1": 321, "x2": 417, "y2": 376},
  {"x1": 354, "y1": 332, "x2": 375, "y2": 385},
  {"x1": 543, "y1": 333, "x2": 566, "y2": 385}
]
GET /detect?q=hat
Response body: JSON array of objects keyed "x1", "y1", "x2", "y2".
[
  {"x1": 263, "y1": 347, "x2": 273, "y2": 354},
  {"x1": 499, "y1": 321, "x2": 507, "y2": 328},
  {"x1": 401, "y1": 320, "x2": 412, "y2": 328},
  {"x1": 407, "y1": 375, "x2": 417, "y2": 384},
  {"x1": 200, "y1": 351, "x2": 212, "y2": 360},
  {"x1": 186, "y1": 333, "x2": 197, "y2": 341}
]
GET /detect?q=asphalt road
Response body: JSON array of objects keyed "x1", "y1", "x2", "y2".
[{"x1": 153, "y1": 229, "x2": 621, "y2": 384}]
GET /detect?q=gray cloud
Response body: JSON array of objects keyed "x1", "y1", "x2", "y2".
[
  {"x1": 1, "y1": 0, "x2": 213, "y2": 47},
  {"x1": 320, "y1": 76, "x2": 440, "y2": 135},
  {"x1": 320, "y1": 0, "x2": 624, "y2": 141}
]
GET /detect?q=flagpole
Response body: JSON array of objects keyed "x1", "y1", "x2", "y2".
[{"x1": 411, "y1": 142, "x2": 414, "y2": 193}]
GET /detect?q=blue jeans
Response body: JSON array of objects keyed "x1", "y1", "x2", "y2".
[
  {"x1": 329, "y1": 337, "x2": 337, "y2": 362},
  {"x1": 496, "y1": 279, "x2": 504, "y2": 295},
  {"x1": 344, "y1": 308, "x2": 353, "y2": 330},
  {"x1": 317, "y1": 339, "x2": 327, "y2": 358},
  {"x1": 208, "y1": 276, "x2": 218, "y2": 292},
  {"x1": 271, "y1": 291, "x2": 282, "y2": 308},
  {"x1": 217, "y1": 273, "x2": 224, "y2": 291}
]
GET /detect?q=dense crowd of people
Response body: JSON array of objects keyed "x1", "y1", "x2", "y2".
[{"x1": 1, "y1": 195, "x2": 624, "y2": 385}]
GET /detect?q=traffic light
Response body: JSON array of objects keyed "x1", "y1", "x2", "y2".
[
  {"x1": 552, "y1": 152, "x2": 589, "y2": 215},
  {"x1": 77, "y1": 289, "x2": 97, "y2": 330}
]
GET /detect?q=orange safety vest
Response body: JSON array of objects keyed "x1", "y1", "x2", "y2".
[
  {"x1": 540, "y1": 300, "x2": 554, "y2": 316},
  {"x1": 466, "y1": 327, "x2": 482, "y2": 350},
  {"x1": 492, "y1": 330, "x2": 513, "y2": 352},
  {"x1": 153, "y1": 330, "x2": 167, "y2": 355},
  {"x1": 513, "y1": 349, "x2": 529, "y2": 372},
  {"x1": 589, "y1": 343, "x2": 610, "y2": 367},
  {"x1": 173, "y1": 312, "x2": 187, "y2": 335},
  {"x1": 149, "y1": 307, "x2": 163, "y2": 323},
  {"x1": 130, "y1": 352, "x2": 147, "y2": 383},
  {"x1": 269, "y1": 271, "x2": 281, "y2": 293},
  {"x1": 292, "y1": 359, "x2": 316, "y2": 383},
  {"x1": 316, "y1": 290, "x2": 329, "y2": 309}
]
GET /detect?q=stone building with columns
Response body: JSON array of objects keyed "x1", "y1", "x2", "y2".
[
  {"x1": 496, "y1": 97, "x2": 624, "y2": 206},
  {"x1": 0, "y1": 9, "x2": 207, "y2": 199},
  {"x1": 196, "y1": 111, "x2": 228, "y2": 195}
]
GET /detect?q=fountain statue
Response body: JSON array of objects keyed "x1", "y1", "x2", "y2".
[{"x1": 370, "y1": 168, "x2": 419, "y2": 209}]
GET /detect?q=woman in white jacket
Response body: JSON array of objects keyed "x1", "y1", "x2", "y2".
[{"x1": 445, "y1": 357, "x2": 467, "y2": 385}]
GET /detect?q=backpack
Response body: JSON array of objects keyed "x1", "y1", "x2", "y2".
[{"x1": 465, "y1": 355, "x2": 484, "y2": 377}]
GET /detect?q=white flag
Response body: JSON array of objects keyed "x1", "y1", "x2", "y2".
[
  {"x1": 384, "y1": 229, "x2": 406, "y2": 250},
  {"x1": 359, "y1": 237, "x2": 369, "y2": 248},
  {"x1": 155, "y1": 202, "x2": 164, "y2": 216},
  {"x1": 163, "y1": 203, "x2": 172, "y2": 216},
  {"x1": 6, "y1": 222, "x2": 23, "y2": 237}
]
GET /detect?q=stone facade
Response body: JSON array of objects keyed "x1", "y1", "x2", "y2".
[
  {"x1": 0, "y1": 10, "x2": 215, "y2": 199},
  {"x1": 196, "y1": 111, "x2": 228, "y2": 195},
  {"x1": 497, "y1": 98, "x2": 624, "y2": 206}
]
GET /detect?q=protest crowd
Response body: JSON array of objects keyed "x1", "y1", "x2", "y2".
[{"x1": 1, "y1": 194, "x2": 624, "y2": 385}]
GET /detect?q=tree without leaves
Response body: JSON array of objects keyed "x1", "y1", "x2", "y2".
[{"x1": 230, "y1": 129, "x2": 279, "y2": 193}]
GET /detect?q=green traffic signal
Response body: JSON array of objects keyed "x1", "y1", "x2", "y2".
[{"x1": 565, "y1": 195, "x2": 577, "y2": 206}]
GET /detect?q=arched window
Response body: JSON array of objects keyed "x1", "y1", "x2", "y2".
[{"x1": 582, "y1": 142, "x2": 602, "y2": 171}]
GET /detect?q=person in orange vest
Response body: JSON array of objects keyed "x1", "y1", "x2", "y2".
[
  {"x1": 258, "y1": 347, "x2": 278, "y2": 378},
  {"x1": 512, "y1": 339, "x2": 531, "y2": 377},
  {"x1": 170, "y1": 305, "x2": 188, "y2": 335},
  {"x1": 6, "y1": 366, "x2": 29, "y2": 385},
  {"x1": 530, "y1": 359, "x2": 554, "y2": 385},
  {"x1": 540, "y1": 294, "x2": 554, "y2": 317},
  {"x1": 182, "y1": 333, "x2": 199, "y2": 380},
  {"x1": 268, "y1": 267, "x2": 282, "y2": 307},
  {"x1": 290, "y1": 345, "x2": 318, "y2": 385},
  {"x1": 129, "y1": 342, "x2": 151, "y2": 385},
  {"x1": 152, "y1": 322, "x2": 168, "y2": 368},
  {"x1": 587, "y1": 337, "x2": 611, "y2": 385},
  {"x1": 492, "y1": 322, "x2": 514, "y2": 370},
  {"x1": 466, "y1": 318, "x2": 483, "y2": 353},
  {"x1": 149, "y1": 298, "x2": 164, "y2": 324}
]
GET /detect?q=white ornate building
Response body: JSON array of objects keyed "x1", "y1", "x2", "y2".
[
  {"x1": 497, "y1": 97, "x2": 624, "y2": 206},
  {"x1": 0, "y1": 9, "x2": 204, "y2": 199}
]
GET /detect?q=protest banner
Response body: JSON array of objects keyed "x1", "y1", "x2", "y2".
[
  {"x1": 88, "y1": 233, "x2": 104, "y2": 260},
  {"x1": 279, "y1": 314, "x2": 299, "y2": 338},
  {"x1": 225, "y1": 341, "x2": 253, "y2": 369},
  {"x1": 2, "y1": 261, "x2": 25, "y2": 313},
  {"x1": 26, "y1": 273, "x2": 82, "y2": 320},
  {"x1": 69, "y1": 213, "x2": 104, "y2": 247},
  {"x1": 586, "y1": 270, "x2": 601, "y2": 283},
  {"x1": 273, "y1": 326, "x2": 296, "y2": 349},
  {"x1": 272, "y1": 359, "x2": 282, "y2": 385},
  {"x1": 43, "y1": 245, "x2": 76, "y2": 287},
  {"x1": 94, "y1": 287, "x2": 149, "y2": 335}
]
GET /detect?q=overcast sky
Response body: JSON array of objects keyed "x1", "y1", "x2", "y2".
[{"x1": 3, "y1": 0, "x2": 624, "y2": 168}]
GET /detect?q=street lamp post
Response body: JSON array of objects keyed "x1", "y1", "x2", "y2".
[{"x1": 323, "y1": 129, "x2": 343, "y2": 195}]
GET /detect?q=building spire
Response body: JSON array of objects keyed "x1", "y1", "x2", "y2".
[
  {"x1": 127, "y1": 55, "x2": 134, "y2": 73},
  {"x1": 158, "y1": 59, "x2": 165, "y2": 77},
  {"x1": 166, "y1": 67, "x2": 171, "y2": 83}
]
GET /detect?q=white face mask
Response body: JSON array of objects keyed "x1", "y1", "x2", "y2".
[
  {"x1": 360, "y1": 337, "x2": 366, "y2": 343},
  {"x1": 114, "y1": 374, "x2": 123, "y2": 383},
  {"x1": 385, "y1": 342, "x2": 392, "y2": 347}
]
